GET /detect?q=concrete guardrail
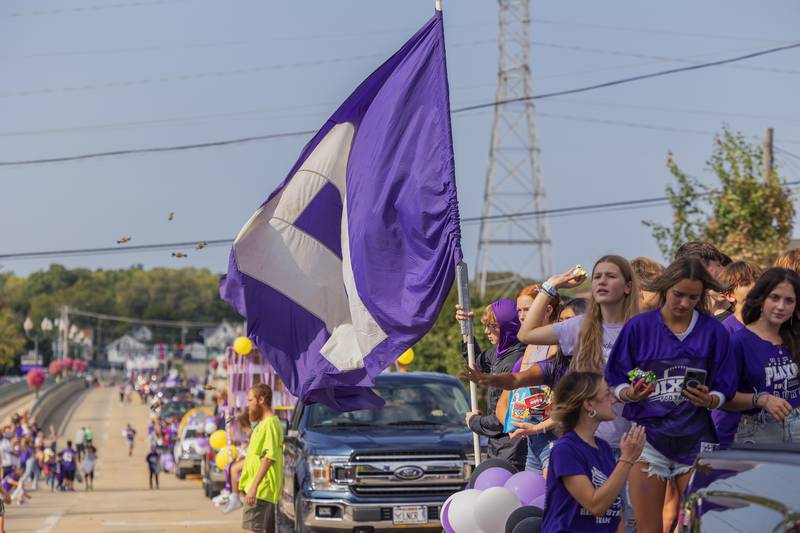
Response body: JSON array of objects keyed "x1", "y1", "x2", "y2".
[{"x1": 30, "y1": 377, "x2": 86, "y2": 426}]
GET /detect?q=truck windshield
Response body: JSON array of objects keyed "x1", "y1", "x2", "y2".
[{"x1": 307, "y1": 380, "x2": 471, "y2": 428}]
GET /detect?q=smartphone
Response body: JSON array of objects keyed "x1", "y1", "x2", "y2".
[{"x1": 682, "y1": 368, "x2": 708, "y2": 390}]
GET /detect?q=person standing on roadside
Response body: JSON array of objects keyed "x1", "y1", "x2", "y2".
[
  {"x1": 146, "y1": 447, "x2": 160, "y2": 489},
  {"x1": 74, "y1": 427, "x2": 86, "y2": 462},
  {"x1": 58, "y1": 441, "x2": 77, "y2": 492},
  {"x1": 81, "y1": 445, "x2": 97, "y2": 491},
  {"x1": 239, "y1": 384, "x2": 283, "y2": 533},
  {"x1": 125, "y1": 425, "x2": 136, "y2": 457}
]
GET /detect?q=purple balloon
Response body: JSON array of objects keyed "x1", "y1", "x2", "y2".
[
  {"x1": 474, "y1": 466, "x2": 514, "y2": 490},
  {"x1": 530, "y1": 493, "x2": 546, "y2": 510},
  {"x1": 503, "y1": 471, "x2": 546, "y2": 505},
  {"x1": 441, "y1": 500, "x2": 455, "y2": 533}
]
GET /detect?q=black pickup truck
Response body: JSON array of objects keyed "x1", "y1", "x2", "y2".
[{"x1": 279, "y1": 371, "x2": 482, "y2": 533}]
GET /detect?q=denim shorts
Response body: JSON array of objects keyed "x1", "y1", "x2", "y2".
[
  {"x1": 735, "y1": 408, "x2": 800, "y2": 444},
  {"x1": 637, "y1": 440, "x2": 693, "y2": 480},
  {"x1": 525, "y1": 431, "x2": 556, "y2": 474}
]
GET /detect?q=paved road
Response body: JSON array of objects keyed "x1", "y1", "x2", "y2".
[{"x1": 6, "y1": 386, "x2": 242, "y2": 533}]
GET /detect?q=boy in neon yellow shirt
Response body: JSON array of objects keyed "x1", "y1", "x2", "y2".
[{"x1": 239, "y1": 383, "x2": 283, "y2": 533}]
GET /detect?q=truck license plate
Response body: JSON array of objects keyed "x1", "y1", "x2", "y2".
[{"x1": 393, "y1": 505, "x2": 428, "y2": 525}]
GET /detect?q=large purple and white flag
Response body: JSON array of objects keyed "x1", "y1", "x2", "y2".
[{"x1": 220, "y1": 11, "x2": 461, "y2": 411}]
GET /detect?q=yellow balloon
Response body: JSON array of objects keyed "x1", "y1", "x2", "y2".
[
  {"x1": 397, "y1": 348, "x2": 415, "y2": 366},
  {"x1": 209, "y1": 429, "x2": 227, "y2": 451},
  {"x1": 233, "y1": 336, "x2": 253, "y2": 355},
  {"x1": 215, "y1": 446, "x2": 237, "y2": 470}
]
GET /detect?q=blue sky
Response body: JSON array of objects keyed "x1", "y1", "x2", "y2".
[{"x1": 2, "y1": 0, "x2": 799, "y2": 278}]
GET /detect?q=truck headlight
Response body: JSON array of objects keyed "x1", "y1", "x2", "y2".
[{"x1": 307, "y1": 455, "x2": 351, "y2": 491}]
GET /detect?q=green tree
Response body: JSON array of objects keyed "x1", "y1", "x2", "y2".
[
  {"x1": 0, "y1": 306, "x2": 25, "y2": 369},
  {"x1": 644, "y1": 127, "x2": 794, "y2": 265}
]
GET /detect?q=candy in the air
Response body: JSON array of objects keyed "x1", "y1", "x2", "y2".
[
  {"x1": 171, "y1": 252, "x2": 188, "y2": 258},
  {"x1": 168, "y1": 212, "x2": 175, "y2": 221},
  {"x1": 116, "y1": 236, "x2": 131, "y2": 244}
]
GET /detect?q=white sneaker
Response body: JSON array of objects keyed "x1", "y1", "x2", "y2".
[
  {"x1": 222, "y1": 494, "x2": 243, "y2": 514},
  {"x1": 211, "y1": 490, "x2": 230, "y2": 504},
  {"x1": 212, "y1": 494, "x2": 230, "y2": 506}
]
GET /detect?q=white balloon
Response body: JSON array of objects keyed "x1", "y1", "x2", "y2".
[
  {"x1": 473, "y1": 486, "x2": 521, "y2": 533},
  {"x1": 448, "y1": 489, "x2": 485, "y2": 533},
  {"x1": 204, "y1": 419, "x2": 218, "y2": 435}
]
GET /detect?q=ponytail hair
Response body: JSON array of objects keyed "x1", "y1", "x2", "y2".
[{"x1": 551, "y1": 371, "x2": 604, "y2": 435}]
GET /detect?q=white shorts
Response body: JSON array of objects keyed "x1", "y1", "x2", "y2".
[{"x1": 637, "y1": 440, "x2": 693, "y2": 480}]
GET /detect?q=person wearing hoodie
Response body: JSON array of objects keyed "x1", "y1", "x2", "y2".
[{"x1": 460, "y1": 299, "x2": 528, "y2": 471}]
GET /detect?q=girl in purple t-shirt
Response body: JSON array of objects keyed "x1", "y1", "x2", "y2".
[
  {"x1": 720, "y1": 268, "x2": 800, "y2": 444},
  {"x1": 605, "y1": 257, "x2": 736, "y2": 533},
  {"x1": 543, "y1": 372, "x2": 645, "y2": 533}
]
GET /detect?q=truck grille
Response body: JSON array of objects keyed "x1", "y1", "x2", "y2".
[{"x1": 338, "y1": 450, "x2": 468, "y2": 497}]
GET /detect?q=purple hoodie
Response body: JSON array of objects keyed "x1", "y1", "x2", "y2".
[{"x1": 491, "y1": 299, "x2": 520, "y2": 359}]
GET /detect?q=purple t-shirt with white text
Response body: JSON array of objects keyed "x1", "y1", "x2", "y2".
[
  {"x1": 711, "y1": 315, "x2": 746, "y2": 449},
  {"x1": 733, "y1": 328, "x2": 800, "y2": 414},
  {"x1": 543, "y1": 432, "x2": 622, "y2": 533},
  {"x1": 605, "y1": 310, "x2": 736, "y2": 465},
  {"x1": 554, "y1": 316, "x2": 629, "y2": 447}
]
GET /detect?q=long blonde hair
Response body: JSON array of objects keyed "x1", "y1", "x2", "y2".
[{"x1": 572, "y1": 255, "x2": 640, "y2": 372}]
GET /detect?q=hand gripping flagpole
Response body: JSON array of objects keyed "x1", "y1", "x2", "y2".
[{"x1": 456, "y1": 261, "x2": 482, "y2": 465}]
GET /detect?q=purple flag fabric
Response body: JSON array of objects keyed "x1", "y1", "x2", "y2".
[{"x1": 220, "y1": 11, "x2": 461, "y2": 411}]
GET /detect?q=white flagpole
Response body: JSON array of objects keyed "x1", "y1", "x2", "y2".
[
  {"x1": 435, "y1": 0, "x2": 442, "y2": 11},
  {"x1": 456, "y1": 261, "x2": 482, "y2": 465}
]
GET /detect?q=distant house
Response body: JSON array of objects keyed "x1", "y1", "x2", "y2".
[
  {"x1": 201, "y1": 321, "x2": 238, "y2": 353},
  {"x1": 131, "y1": 326, "x2": 153, "y2": 343},
  {"x1": 106, "y1": 334, "x2": 148, "y2": 367},
  {"x1": 184, "y1": 342, "x2": 208, "y2": 361}
]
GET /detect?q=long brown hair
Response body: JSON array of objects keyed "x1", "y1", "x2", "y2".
[
  {"x1": 551, "y1": 371, "x2": 604, "y2": 435},
  {"x1": 573, "y1": 255, "x2": 640, "y2": 372},
  {"x1": 645, "y1": 256, "x2": 725, "y2": 314},
  {"x1": 743, "y1": 267, "x2": 800, "y2": 365}
]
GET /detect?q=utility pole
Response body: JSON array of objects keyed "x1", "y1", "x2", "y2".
[
  {"x1": 764, "y1": 127, "x2": 774, "y2": 180},
  {"x1": 60, "y1": 305, "x2": 70, "y2": 360}
]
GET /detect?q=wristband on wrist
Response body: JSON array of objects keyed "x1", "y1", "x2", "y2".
[
  {"x1": 619, "y1": 459, "x2": 634, "y2": 467},
  {"x1": 540, "y1": 281, "x2": 558, "y2": 298},
  {"x1": 706, "y1": 395, "x2": 716, "y2": 410},
  {"x1": 753, "y1": 391, "x2": 765, "y2": 409}
]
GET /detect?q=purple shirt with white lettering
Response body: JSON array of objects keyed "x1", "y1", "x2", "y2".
[
  {"x1": 711, "y1": 315, "x2": 745, "y2": 449},
  {"x1": 543, "y1": 431, "x2": 622, "y2": 533},
  {"x1": 605, "y1": 310, "x2": 736, "y2": 464},
  {"x1": 732, "y1": 328, "x2": 800, "y2": 414}
]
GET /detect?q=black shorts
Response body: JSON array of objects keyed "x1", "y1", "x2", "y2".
[{"x1": 63, "y1": 469, "x2": 75, "y2": 481}]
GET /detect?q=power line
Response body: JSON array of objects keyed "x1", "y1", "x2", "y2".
[
  {"x1": 69, "y1": 308, "x2": 219, "y2": 328},
  {"x1": 2, "y1": 42, "x2": 797, "y2": 168},
  {"x1": 454, "y1": 41, "x2": 800, "y2": 112},
  {"x1": 5, "y1": 183, "x2": 799, "y2": 261},
  {"x1": 9, "y1": 0, "x2": 198, "y2": 17}
]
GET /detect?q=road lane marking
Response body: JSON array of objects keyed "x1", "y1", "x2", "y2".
[
  {"x1": 35, "y1": 511, "x2": 63, "y2": 533},
  {"x1": 102, "y1": 519, "x2": 237, "y2": 526}
]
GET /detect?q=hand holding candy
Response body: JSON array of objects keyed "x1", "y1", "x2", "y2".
[
  {"x1": 622, "y1": 379, "x2": 655, "y2": 402},
  {"x1": 627, "y1": 367, "x2": 657, "y2": 385}
]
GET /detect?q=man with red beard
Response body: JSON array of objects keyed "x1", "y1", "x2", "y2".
[{"x1": 239, "y1": 384, "x2": 283, "y2": 533}]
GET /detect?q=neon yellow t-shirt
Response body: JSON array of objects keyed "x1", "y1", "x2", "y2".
[{"x1": 238, "y1": 415, "x2": 284, "y2": 503}]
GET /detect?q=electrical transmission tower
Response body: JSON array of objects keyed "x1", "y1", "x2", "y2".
[{"x1": 476, "y1": 0, "x2": 552, "y2": 299}]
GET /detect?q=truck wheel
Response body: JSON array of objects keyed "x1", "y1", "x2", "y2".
[{"x1": 294, "y1": 492, "x2": 310, "y2": 533}]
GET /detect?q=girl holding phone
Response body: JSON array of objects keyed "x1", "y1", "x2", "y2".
[{"x1": 605, "y1": 256, "x2": 737, "y2": 533}]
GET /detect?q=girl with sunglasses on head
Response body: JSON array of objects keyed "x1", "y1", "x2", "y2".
[
  {"x1": 605, "y1": 256, "x2": 737, "y2": 533},
  {"x1": 721, "y1": 267, "x2": 800, "y2": 444}
]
